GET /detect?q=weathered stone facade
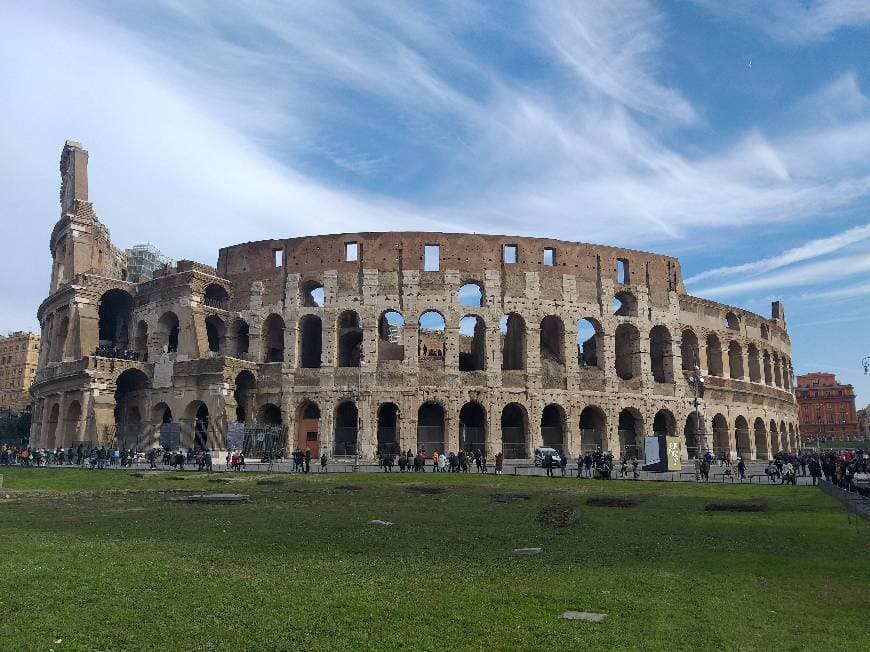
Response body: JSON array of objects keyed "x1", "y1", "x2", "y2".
[
  {"x1": 31, "y1": 142, "x2": 800, "y2": 460},
  {"x1": 0, "y1": 331, "x2": 40, "y2": 413}
]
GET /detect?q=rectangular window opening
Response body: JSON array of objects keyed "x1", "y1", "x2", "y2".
[
  {"x1": 345, "y1": 242, "x2": 359, "y2": 262},
  {"x1": 543, "y1": 248, "x2": 555, "y2": 266},
  {"x1": 424, "y1": 244, "x2": 440, "y2": 272},
  {"x1": 503, "y1": 244, "x2": 518, "y2": 264},
  {"x1": 273, "y1": 249, "x2": 283, "y2": 267},
  {"x1": 616, "y1": 258, "x2": 629, "y2": 284}
]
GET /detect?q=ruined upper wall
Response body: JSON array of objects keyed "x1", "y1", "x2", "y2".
[{"x1": 217, "y1": 232, "x2": 686, "y2": 309}]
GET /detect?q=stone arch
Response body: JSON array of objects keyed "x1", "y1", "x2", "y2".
[
  {"x1": 296, "y1": 400, "x2": 321, "y2": 456},
  {"x1": 378, "y1": 310, "x2": 405, "y2": 362},
  {"x1": 205, "y1": 315, "x2": 226, "y2": 354},
  {"x1": 334, "y1": 401, "x2": 359, "y2": 456},
  {"x1": 46, "y1": 402, "x2": 60, "y2": 448},
  {"x1": 337, "y1": 310, "x2": 363, "y2": 367},
  {"x1": 735, "y1": 415, "x2": 751, "y2": 459},
  {"x1": 183, "y1": 401, "x2": 209, "y2": 450},
  {"x1": 459, "y1": 402, "x2": 486, "y2": 453},
  {"x1": 133, "y1": 320, "x2": 149, "y2": 362},
  {"x1": 788, "y1": 423, "x2": 796, "y2": 452},
  {"x1": 115, "y1": 368, "x2": 149, "y2": 448},
  {"x1": 613, "y1": 291, "x2": 638, "y2": 317},
  {"x1": 773, "y1": 353, "x2": 783, "y2": 387},
  {"x1": 98, "y1": 288, "x2": 134, "y2": 351},
  {"x1": 706, "y1": 334, "x2": 723, "y2": 377},
  {"x1": 262, "y1": 314, "x2": 285, "y2": 363},
  {"x1": 539, "y1": 316, "x2": 565, "y2": 386},
  {"x1": 203, "y1": 283, "x2": 230, "y2": 308},
  {"x1": 299, "y1": 315, "x2": 322, "y2": 368},
  {"x1": 459, "y1": 315, "x2": 486, "y2": 372},
  {"x1": 683, "y1": 413, "x2": 701, "y2": 460},
  {"x1": 230, "y1": 318, "x2": 250, "y2": 358},
  {"x1": 501, "y1": 403, "x2": 528, "y2": 459},
  {"x1": 417, "y1": 401, "x2": 445, "y2": 454},
  {"x1": 53, "y1": 315, "x2": 69, "y2": 362},
  {"x1": 376, "y1": 403, "x2": 400, "y2": 455},
  {"x1": 258, "y1": 403, "x2": 282, "y2": 425},
  {"x1": 418, "y1": 311, "x2": 445, "y2": 359},
  {"x1": 653, "y1": 409, "x2": 676, "y2": 436},
  {"x1": 233, "y1": 370, "x2": 256, "y2": 423},
  {"x1": 500, "y1": 313, "x2": 526, "y2": 371},
  {"x1": 725, "y1": 311, "x2": 740, "y2": 331},
  {"x1": 540, "y1": 403, "x2": 566, "y2": 451},
  {"x1": 300, "y1": 279, "x2": 324, "y2": 307},
  {"x1": 458, "y1": 281, "x2": 483, "y2": 307},
  {"x1": 617, "y1": 408, "x2": 643, "y2": 458},
  {"x1": 728, "y1": 341, "x2": 744, "y2": 380},
  {"x1": 763, "y1": 349, "x2": 773, "y2": 385},
  {"x1": 779, "y1": 420, "x2": 788, "y2": 452},
  {"x1": 754, "y1": 418, "x2": 768, "y2": 460},
  {"x1": 747, "y1": 344, "x2": 761, "y2": 383},
  {"x1": 64, "y1": 401, "x2": 82, "y2": 446},
  {"x1": 157, "y1": 311, "x2": 180, "y2": 354},
  {"x1": 580, "y1": 405, "x2": 606, "y2": 452},
  {"x1": 649, "y1": 325, "x2": 673, "y2": 383},
  {"x1": 614, "y1": 323, "x2": 641, "y2": 380},
  {"x1": 681, "y1": 328, "x2": 699, "y2": 371},
  {"x1": 769, "y1": 420, "x2": 779, "y2": 453},
  {"x1": 712, "y1": 413, "x2": 730, "y2": 458},
  {"x1": 577, "y1": 318, "x2": 603, "y2": 368}
]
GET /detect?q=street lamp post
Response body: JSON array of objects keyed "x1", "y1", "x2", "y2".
[
  {"x1": 862, "y1": 356, "x2": 870, "y2": 375},
  {"x1": 688, "y1": 363, "x2": 706, "y2": 460}
]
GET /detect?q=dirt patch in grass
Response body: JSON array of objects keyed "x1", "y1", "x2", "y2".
[
  {"x1": 586, "y1": 496, "x2": 641, "y2": 508},
  {"x1": 336, "y1": 485, "x2": 363, "y2": 491},
  {"x1": 704, "y1": 501, "x2": 767, "y2": 512},
  {"x1": 208, "y1": 478, "x2": 232, "y2": 484},
  {"x1": 406, "y1": 485, "x2": 446, "y2": 495},
  {"x1": 494, "y1": 492, "x2": 532, "y2": 503},
  {"x1": 255, "y1": 478, "x2": 284, "y2": 485},
  {"x1": 167, "y1": 476, "x2": 187, "y2": 481},
  {"x1": 537, "y1": 503, "x2": 581, "y2": 528}
]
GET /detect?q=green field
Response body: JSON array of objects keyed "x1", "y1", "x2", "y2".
[{"x1": 0, "y1": 469, "x2": 867, "y2": 651}]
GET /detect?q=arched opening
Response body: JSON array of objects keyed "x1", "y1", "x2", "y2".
[
  {"x1": 617, "y1": 408, "x2": 643, "y2": 459},
  {"x1": 97, "y1": 289, "x2": 134, "y2": 353},
  {"x1": 501, "y1": 403, "x2": 528, "y2": 459},
  {"x1": 728, "y1": 341, "x2": 744, "y2": 379},
  {"x1": 258, "y1": 403, "x2": 282, "y2": 425},
  {"x1": 157, "y1": 311, "x2": 180, "y2": 354},
  {"x1": 194, "y1": 403, "x2": 209, "y2": 450},
  {"x1": 458, "y1": 282, "x2": 483, "y2": 307},
  {"x1": 725, "y1": 312, "x2": 739, "y2": 331},
  {"x1": 46, "y1": 403, "x2": 60, "y2": 448},
  {"x1": 337, "y1": 310, "x2": 363, "y2": 367},
  {"x1": 377, "y1": 403, "x2": 400, "y2": 455},
  {"x1": 706, "y1": 334, "x2": 723, "y2": 377},
  {"x1": 115, "y1": 368, "x2": 149, "y2": 449},
  {"x1": 760, "y1": 323, "x2": 770, "y2": 340},
  {"x1": 653, "y1": 409, "x2": 676, "y2": 436},
  {"x1": 378, "y1": 311, "x2": 405, "y2": 362},
  {"x1": 300, "y1": 280, "x2": 324, "y2": 307},
  {"x1": 684, "y1": 413, "x2": 701, "y2": 460},
  {"x1": 296, "y1": 401, "x2": 320, "y2": 456},
  {"x1": 418, "y1": 311, "x2": 445, "y2": 359},
  {"x1": 788, "y1": 423, "x2": 796, "y2": 453},
  {"x1": 233, "y1": 370, "x2": 256, "y2": 423},
  {"x1": 539, "y1": 316, "x2": 565, "y2": 385},
  {"x1": 205, "y1": 315, "x2": 225, "y2": 354},
  {"x1": 681, "y1": 329, "x2": 699, "y2": 371},
  {"x1": 580, "y1": 406, "x2": 606, "y2": 452},
  {"x1": 417, "y1": 402, "x2": 445, "y2": 454},
  {"x1": 133, "y1": 320, "x2": 148, "y2": 362},
  {"x1": 230, "y1": 319, "x2": 250, "y2": 358},
  {"x1": 334, "y1": 401, "x2": 358, "y2": 456},
  {"x1": 735, "y1": 415, "x2": 751, "y2": 459},
  {"x1": 614, "y1": 323, "x2": 640, "y2": 380},
  {"x1": 459, "y1": 316, "x2": 486, "y2": 372},
  {"x1": 712, "y1": 414, "x2": 730, "y2": 458},
  {"x1": 263, "y1": 314, "x2": 285, "y2": 363},
  {"x1": 763, "y1": 350, "x2": 773, "y2": 385},
  {"x1": 769, "y1": 420, "x2": 779, "y2": 453},
  {"x1": 299, "y1": 315, "x2": 322, "y2": 368},
  {"x1": 773, "y1": 353, "x2": 783, "y2": 387},
  {"x1": 153, "y1": 402, "x2": 175, "y2": 451},
  {"x1": 747, "y1": 344, "x2": 761, "y2": 382},
  {"x1": 64, "y1": 401, "x2": 82, "y2": 446},
  {"x1": 649, "y1": 325, "x2": 672, "y2": 383},
  {"x1": 613, "y1": 291, "x2": 638, "y2": 317},
  {"x1": 500, "y1": 313, "x2": 526, "y2": 371},
  {"x1": 459, "y1": 402, "x2": 486, "y2": 453},
  {"x1": 577, "y1": 318, "x2": 602, "y2": 368},
  {"x1": 754, "y1": 418, "x2": 768, "y2": 460},
  {"x1": 780, "y1": 420, "x2": 788, "y2": 452},
  {"x1": 203, "y1": 284, "x2": 230, "y2": 309},
  {"x1": 540, "y1": 404, "x2": 565, "y2": 451},
  {"x1": 53, "y1": 315, "x2": 69, "y2": 362}
]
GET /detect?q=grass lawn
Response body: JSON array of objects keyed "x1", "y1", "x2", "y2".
[{"x1": 0, "y1": 469, "x2": 867, "y2": 651}]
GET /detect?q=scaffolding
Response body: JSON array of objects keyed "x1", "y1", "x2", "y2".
[{"x1": 126, "y1": 243, "x2": 171, "y2": 282}]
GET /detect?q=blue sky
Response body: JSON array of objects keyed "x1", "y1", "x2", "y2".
[{"x1": 1, "y1": 1, "x2": 869, "y2": 406}]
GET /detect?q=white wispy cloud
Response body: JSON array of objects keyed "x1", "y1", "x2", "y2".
[{"x1": 798, "y1": 281, "x2": 870, "y2": 302}]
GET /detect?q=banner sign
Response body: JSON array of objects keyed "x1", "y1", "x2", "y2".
[
  {"x1": 644, "y1": 436, "x2": 661, "y2": 465},
  {"x1": 226, "y1": 422, "x2": 246, "y2": 451},
  {"x1": 665, "y1": 436, "x2": 681, "y2": 471}
]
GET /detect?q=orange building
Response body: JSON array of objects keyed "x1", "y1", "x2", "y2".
[{"x1": 796, "y1": 372, "x2": 858, "y2": 441}]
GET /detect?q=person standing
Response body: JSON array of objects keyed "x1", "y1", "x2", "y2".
[
  {"x1": 737, "y1": 457, "x2": 746, "y2": 480},
  {"x1": 494, "y1": 451, "x2": 503, "y2": 475},
  {"x1": 320, "y1": 452, "x2": 328, "y2": 472},
  {"x1": 305, "y1": 448, "x2": 311, "y2": 474},
  {"x1": 559, "y1": 452, "x2": 567, "y2": 478},
  {"x1": 545, "y1": 451, "x2": 554, "y2": 477}
]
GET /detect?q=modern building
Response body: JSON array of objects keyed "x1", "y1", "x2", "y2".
[
  {"x1": 0, "y1": 331, "x2": 40, "y2": 412},
  {"x1": 796, "y1": 372, "x2": 858, "y2": 441},
  {"x1": 30, "y1": 141, "x2": 799, "y2": 459}
]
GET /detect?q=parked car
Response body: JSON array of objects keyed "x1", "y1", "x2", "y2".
[{"x1": 533, "y1": 447, "x2": 562, "y2": 467}]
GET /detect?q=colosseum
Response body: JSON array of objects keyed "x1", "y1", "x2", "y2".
[{"x1": 30, "y1": 141, "x2": 800, "y2": 462}]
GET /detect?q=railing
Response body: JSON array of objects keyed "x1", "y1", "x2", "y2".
[
  {"x1": 204, "y1": 297, "x2": 230, "y2": 310},
  {"x1": 94, "y1": 346, "x2": 142, "y2": 361}
]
